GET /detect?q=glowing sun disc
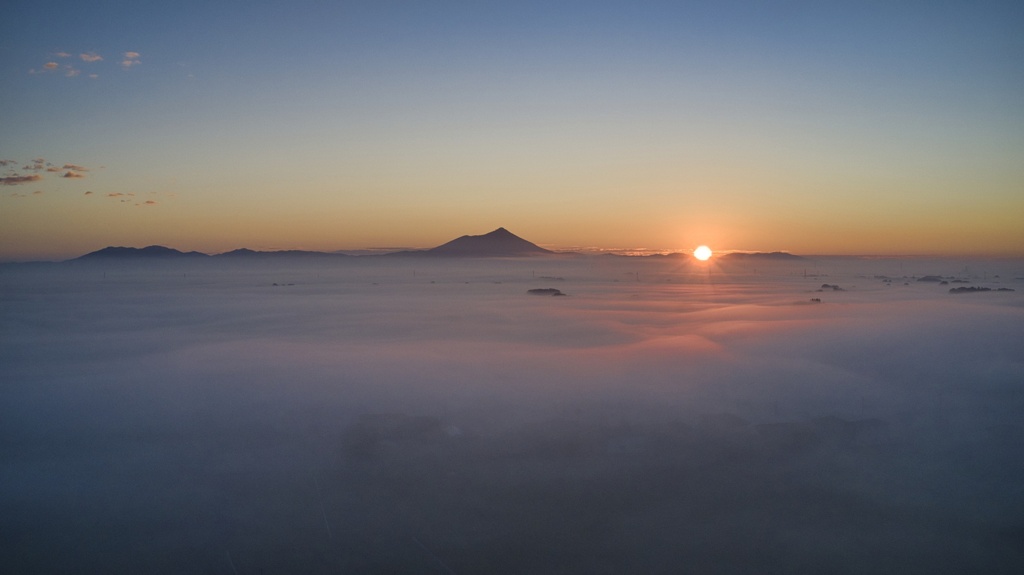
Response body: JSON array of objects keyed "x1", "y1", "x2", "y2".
[{"x1": 693, "y1": 245, "x2": 713, "y2": 261}]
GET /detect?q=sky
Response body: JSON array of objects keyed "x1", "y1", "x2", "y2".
[{"x1": 1, "y1": 0, "x2": 1022, "y2": 260}]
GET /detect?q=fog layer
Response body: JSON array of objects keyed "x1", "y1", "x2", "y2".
[{"x1": 2, "y1": 256, "x2": 1022, "y2": 573}]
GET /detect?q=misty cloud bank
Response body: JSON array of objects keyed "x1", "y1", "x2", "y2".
[{"x1": 2, "y1": 256, "x2": 1023, "y2": 573}]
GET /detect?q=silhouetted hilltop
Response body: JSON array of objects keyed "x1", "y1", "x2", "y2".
[
  {"x1": 389, "y1": 228, "x2": 553, "y2": 257},
  {"x1": 75, "y1": 245, "x2": 209, "y2": 260}
]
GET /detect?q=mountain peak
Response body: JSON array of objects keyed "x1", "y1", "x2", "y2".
[{"x1": 427, "y1": 227, "x2": 552, "y2": 257}]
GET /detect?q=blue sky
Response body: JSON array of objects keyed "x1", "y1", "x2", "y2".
[{"x1": 2, "y1": 1, "x2": 1022, "y2": 259}]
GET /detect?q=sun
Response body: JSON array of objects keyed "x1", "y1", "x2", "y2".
[{"x1": 693, "y1": 245, "x2": 713, "y2": 261}]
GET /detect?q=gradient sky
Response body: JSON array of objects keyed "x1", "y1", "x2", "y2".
[{"x1": 2, "y1": 1, "x2": 1022, "y2": 260}]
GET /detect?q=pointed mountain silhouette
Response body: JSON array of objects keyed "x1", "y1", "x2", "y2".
[
  {"x1": 429, "y1": 227, "x2": 552, "y2": 256},
  {"x1": 387, "y1": 228, "x2": 553, "y2": 257}
]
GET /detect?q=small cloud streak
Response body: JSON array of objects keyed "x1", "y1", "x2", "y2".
[
  {"x1": 44, "y1": 62, "x2": 59, "y2": 70},
  {"x1": 84, "y1": 191, "x2": 94, "y2": 195},
  {"x1": 62, "y1": 164, "x2": 89, "y2": 172},
  {"x1": 80, "y1": 52, "x2": 103, "y2": 63},
  {"x1": 63, "y1": 171, "x2": 86, "y2": 179},
  {"x1": 1, "y1": 174, "x2": 43, "y2": 186}
]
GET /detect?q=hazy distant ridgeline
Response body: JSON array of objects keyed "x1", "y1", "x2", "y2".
[{"x1": 75, "y1": 245, "x2": 348, "y2": 261}]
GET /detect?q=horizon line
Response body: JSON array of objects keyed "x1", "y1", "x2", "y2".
[{"x1": 4, "y1": 245, "x2": 1024, "y2": 264}]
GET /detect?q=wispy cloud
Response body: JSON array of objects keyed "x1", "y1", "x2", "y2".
[
  {"x1": 0, "y1": 159, "x2": 91, "y2": 187},
  {"x1": 20, "y1": 159, "x2": 57, "y2": 173},
  {"x1": 0, "y1": 157, "x2": 153, "y2": 207},
  {"x1": 31, "y1": 50, "x2": 136, "y2": 77},
  {"x1": 31, "y1": 62, "x2": 72, "y2": 75},
  {"x1": 121, "y1": 51, "x2": 141, "y2": 69},
  {"x1": 0, "y1": 174, "x2": 43, "y2": 186}
]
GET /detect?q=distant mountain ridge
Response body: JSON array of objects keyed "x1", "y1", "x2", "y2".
[
  {"x1": 74, "y1": 245, "x2": 348, "y2": 261},
  {"x1": 216, "y1": 248, "x2": 345, "y2": 259},
  {"x1": 75, "y1": 245, "x2": 210, "y2": 260},
  {"x1": 720, "y1": 251, "x2": 805, "y2": 261},
  {"x1": 71, "y1": 228, "x2": 554, "y2": 261}
]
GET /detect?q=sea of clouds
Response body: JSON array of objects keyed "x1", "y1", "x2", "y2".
[{"x1": 2, "y1": 255, "x2": 1022, "y2": 573}]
